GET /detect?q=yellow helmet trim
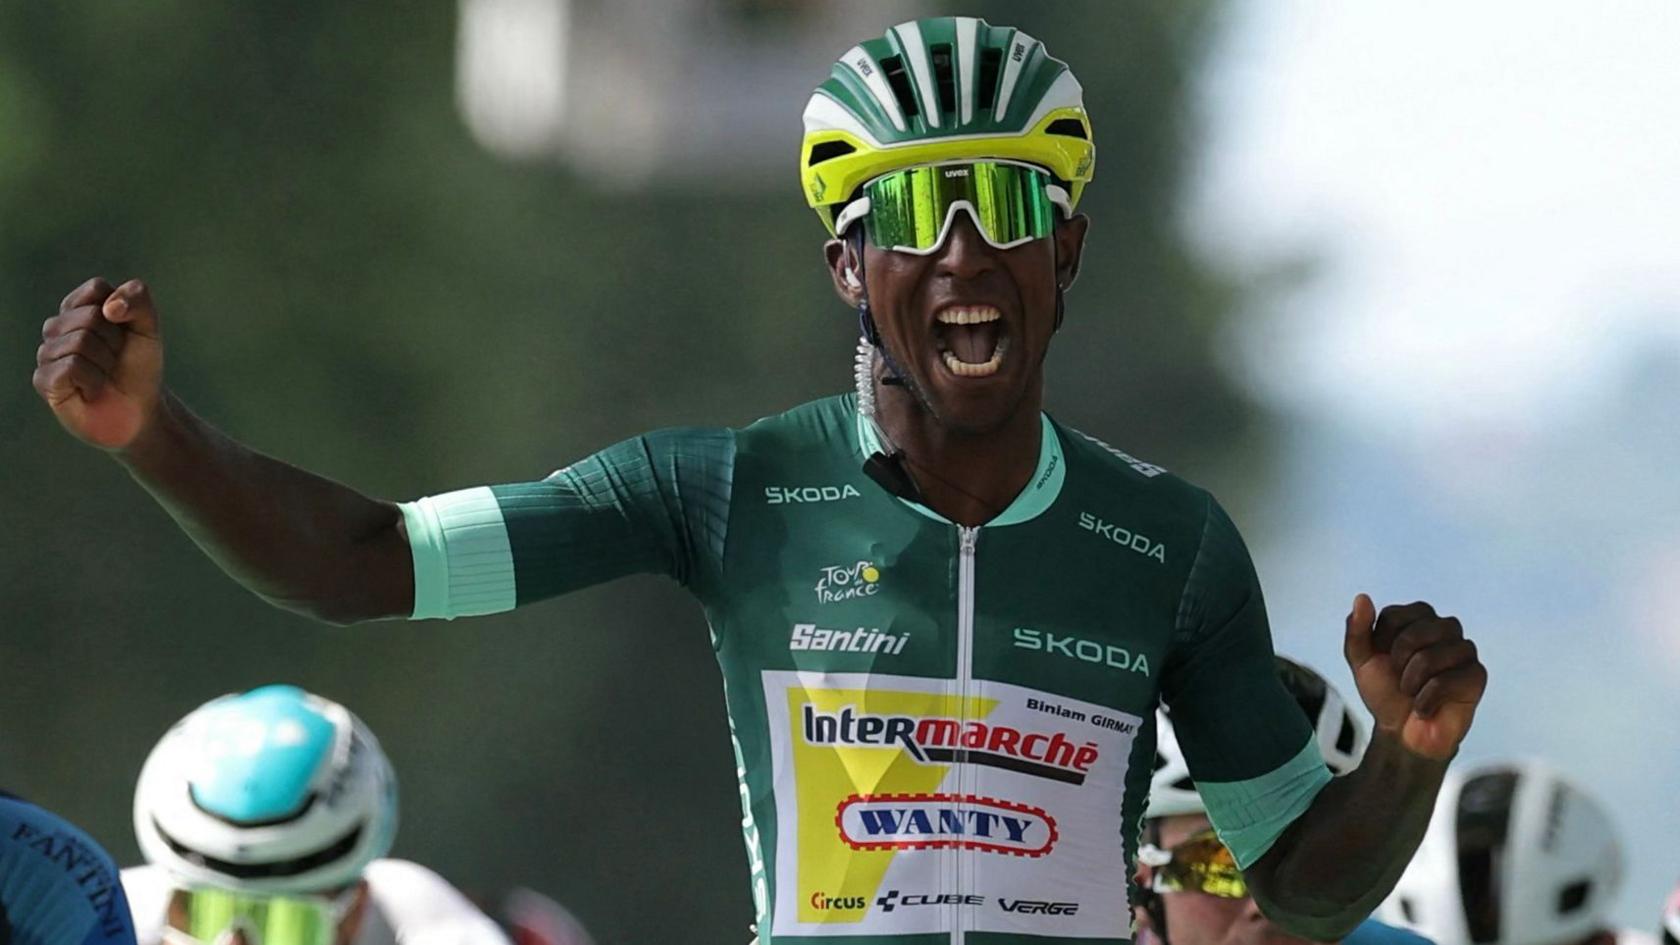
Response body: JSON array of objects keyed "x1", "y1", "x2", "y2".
[{"x1": 801, "y1": 107, "x2": 1095, "y2": 235}]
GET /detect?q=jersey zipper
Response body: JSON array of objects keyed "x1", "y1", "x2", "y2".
[{"x1": 953, "y1": 525, "x2": 979, "y2": 944}]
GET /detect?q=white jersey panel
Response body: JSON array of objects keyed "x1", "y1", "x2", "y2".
[{"x1": 761, "y1": 670, "x2": 1141, "y2": 940}]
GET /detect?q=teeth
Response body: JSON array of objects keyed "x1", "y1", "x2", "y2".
[
  {"x1": 941, "y1": 336, "x2": 1010, "y2": 378},
  {"x1": 935, "y1": 305, "x2": 1002, "y2": 326}
]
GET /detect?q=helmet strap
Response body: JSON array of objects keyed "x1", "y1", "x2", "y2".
[
  {"x1": 1053, "y1": 230, "x2": 1067, "y2": 332},
  {"x1": 848, "y1": 226, "x2": 908, "y2": 387},
  {"x1": 1137, "y1": 820, "x2": 1173, "y2": 945}
]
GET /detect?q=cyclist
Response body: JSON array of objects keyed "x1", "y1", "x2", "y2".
[
  {"x1": 121, "y1": 685, "x2": 509, "y2": 945},
  {"x1": 1137, "y1": 656, "x2": 1432, "y2": 945},
  {"x1": 34, "y1": 16, "x2": 1488, "y2": 944},
  {"x1": 0, "y1": 791, "x2": 138, "y2": 945},
  {"x1": 1376, "y1": 759, "x2": 1640, "y2": 945}
]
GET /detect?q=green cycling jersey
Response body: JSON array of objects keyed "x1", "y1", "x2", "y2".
[{"x1": 400, "y1": 394, "x2": 1330, "y2": 945}]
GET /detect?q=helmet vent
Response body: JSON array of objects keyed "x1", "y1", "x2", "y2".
[
  {"x1": 808, "y1": 140, "x2": 855, "y2": 166},
  {"x1": 930, "y1": 44, "x2": 957, "y2": 116},
  {"x1": 878, "y1": 56, "x2": 920, "y2": 120},
  {"x1": 1399, "y1": 897, "x2": 1417, "y2": 924},
  {"x1": 1557, "y1": 880, "x2": 1591, "y2": 915},
  {"x1": 1335, "y1": 718, "x2": 1357, "y2": 754},
  {"x1": 976, "y1": 47, "x2": 1003, "y2": 111},
  {"x1": 1457, "y1": 770, "x2": 1518, "y2": 945},
  {"x1": 1046, "y1": 118, "x2": 1089, "y2": 140},
  {"x1": 1458, "y1": 846, "x2": 1502, "y2": 944}
]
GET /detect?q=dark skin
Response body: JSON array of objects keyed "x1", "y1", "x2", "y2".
[
  {"x1": 823, "y1": 211, "x2": 1087, "y2": 525},
  {"x1": 35, "y1": 221, "x2": 1486, "y2": 937}
]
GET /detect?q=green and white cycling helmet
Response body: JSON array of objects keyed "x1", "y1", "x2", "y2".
[
  {"x1": 1148, "y1": 656, "x2": 1368, "y2": 819},
  {"x1": 800, "y1": 16, "x2": 1096, "y2": 240},
  {"x1": 134, "y1": 685, "x2": 398, "y2": 896}
]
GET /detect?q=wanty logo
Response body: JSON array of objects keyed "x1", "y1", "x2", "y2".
[
  {"x1": 837, "y1": 793, "x2": 1058, "y2": 857},
  {"x1": 801, "y1": 705, "x2": 1099, "y2": 784},
  {"x1": 815, "y1": 560, "x2": 882, "y2": 603}
]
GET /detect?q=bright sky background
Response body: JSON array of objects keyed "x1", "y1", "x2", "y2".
[{"x1": 1192, "y1": 1, "x2": 1680, "y2": 930}]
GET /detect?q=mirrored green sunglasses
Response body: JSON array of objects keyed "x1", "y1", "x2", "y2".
[
  {"x1": 164, "y1": 885, "x2": 356, "y2": 945},
  {"x1": 834, "y1": 161, "x2": 1070, "y2": 255}
]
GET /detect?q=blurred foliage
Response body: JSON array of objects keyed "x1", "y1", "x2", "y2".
[{"x1": 0, "y1": 1, "x2": 1253, "y2": 941}]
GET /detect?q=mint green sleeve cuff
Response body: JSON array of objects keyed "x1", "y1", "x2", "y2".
[
  {"x1": 1197, "y1": 737, "x2": 1333, "y2": 869},
  {"x1": 399, "y1": 487, "x2": 517, "y2": 620}
]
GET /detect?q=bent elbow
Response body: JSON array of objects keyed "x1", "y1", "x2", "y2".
[{"x1": 1249, "y1": 880, "x2": 1368, "y2": 943}]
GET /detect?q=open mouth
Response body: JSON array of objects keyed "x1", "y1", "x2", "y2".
[{"x1": 933, "y1": 305, "x2": 1010, "y2": 378}]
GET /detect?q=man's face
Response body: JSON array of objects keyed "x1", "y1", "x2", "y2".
[
  {"x1": 827, "y1": 206, "x2": 1088, "y2": 435},
  {"x1": 1136, "y1": 814, "x2": 1323, "y2": 945}
]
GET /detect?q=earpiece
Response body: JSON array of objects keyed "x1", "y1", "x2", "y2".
[{"x1": 844, "y1": 268, "x2": 863, "y2": 290}]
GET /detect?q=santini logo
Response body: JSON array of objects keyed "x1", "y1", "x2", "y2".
[
  {"x1": 1078, "y1": 512, "x2": 1166, "y2": 563},
  {"x1": 838, "y1": 793, "x2": 1058, "y2": 857},
  {"x1": 790, "y1": 623, "x2": 909, "y2": 655},
  {"x1": 765, "y1": 484, "x2": 861, "y2": 504}
]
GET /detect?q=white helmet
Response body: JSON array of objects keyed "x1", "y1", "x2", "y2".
[
  {"x1": 1377, "y1": 759, "x2": 1623, "y2": 945},
  {"x1": 1147, "y1": 656, "x2": 1368, "y2": 819},
  {"x1": 134, "y1": 685, "x2": 399, "y2": 894}
]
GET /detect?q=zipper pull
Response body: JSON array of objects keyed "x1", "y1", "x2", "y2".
[{"x1": 959, "y1": 526, "x2": 978, "y2": 554}]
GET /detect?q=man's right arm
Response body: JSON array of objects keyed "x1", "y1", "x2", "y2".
[
  {"x1": 34, "y1": 278, "x2": 732, "y2": 626},
  {"x1": 33, "y1": 277, "x2": 413, "y2": 624},
  {"x1": 121, "y1": 390, "x2": 414, "y2": 624}
]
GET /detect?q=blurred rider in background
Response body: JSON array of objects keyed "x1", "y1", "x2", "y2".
[
  {"x1": 1, "y1": 790, "x2": 138, "y2": 945},
  {"x1": 1377, "y1": 759, "x2": 1650, "y2": 945},
  {"x1": 1136, "y1": 656, "x2": 1433, "y2": 945},
  {"x1": 122, "y1": 685, "x2": 509, "y2": 945}
]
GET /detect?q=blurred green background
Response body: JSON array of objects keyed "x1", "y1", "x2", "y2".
[{"x1": 0, "y1": 2, "x2": 1263, "y2": 941}]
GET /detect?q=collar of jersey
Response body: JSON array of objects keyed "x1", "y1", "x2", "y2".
[{"x1": 854, "y1": 406, "x2": 1065, "y2": 527}]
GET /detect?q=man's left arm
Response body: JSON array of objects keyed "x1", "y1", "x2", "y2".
[{"x1": 1244, "y1": 596, "x2": 1488, "y2": 941}]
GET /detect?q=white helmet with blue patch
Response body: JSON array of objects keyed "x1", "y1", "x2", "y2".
[{"x1": 134, "y1": 685, "x2": 398, "y2": 894}]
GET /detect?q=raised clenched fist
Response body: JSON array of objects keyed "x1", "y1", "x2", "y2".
[{"x1": 33, "y1": 278, "x2": 166, "y2": 451}]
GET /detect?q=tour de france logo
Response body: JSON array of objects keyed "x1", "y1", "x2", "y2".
[{"x1": 815, "y1": 560, "x2": 882, "y2": 604}]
